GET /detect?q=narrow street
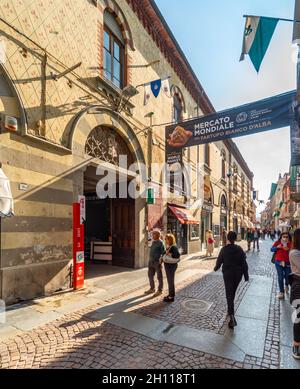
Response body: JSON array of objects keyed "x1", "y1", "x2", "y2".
[{"x1": 0, "y1": 238, "x2": 299, "y2": 369}]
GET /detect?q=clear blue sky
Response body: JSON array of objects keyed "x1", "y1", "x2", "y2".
[{"x1": 155, "y1": 0, "x2": 296, "y2": 214}]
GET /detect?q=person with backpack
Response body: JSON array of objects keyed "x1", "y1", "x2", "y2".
[
  {"x1": 161, "y1": 234, "x2": 181, "y2": 303},
  {"x1": 271, "y1": 232, "x2": 292, "y2": 300},
  {"x1": 214, "y1": 231, "x2": 249, "y2": 329},
  {"x1": 289, "y1": 229, "x2": 300, "y2": 360}
]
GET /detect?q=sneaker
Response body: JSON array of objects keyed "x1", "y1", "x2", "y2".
[
  {"x1": 228, "y1": 315, "x2": 237, "y2": 329},
  {"x1": 153, "y1": 290, "x2": 163, "y2": 298},
  {"x1": 292, "y1": 345, "x2": 300, "y2": 360},
  {"x1": 278, "y1": 293, "x2": 285, "y2": 300},
  {"x1": 144, "y1": 289, "x2": 155, "y2": 295},
  {"x1": 163, "y1": 296, "x2": 175, "y2": 303},
  {"x1": 285, "y1": 286, "x2": 290, "y2": 295}
]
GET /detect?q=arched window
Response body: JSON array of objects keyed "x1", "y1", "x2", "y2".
[
  {"x1": 103, "y1": 10, "x2": 125, "y2": 89},
  {"x1": 241, "y1": 174, "x2": 245, "y2": 198},
  {"x1": 205, "y1": 144, "x2": 210, "y2": 167},
  {"x1": 221, "y1": 150, "x2": 226, "y2": 179},
  {"x1": 233, "y1": 164, "x2": 238, "y2": 192},
  {"x1": 221, "y1": 195, "x2": 227, "y2": 209},
  {"x1": 173, "y1": 94, "x2": 183, "y2": 123}
]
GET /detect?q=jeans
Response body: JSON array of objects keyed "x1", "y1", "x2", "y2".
[
  {"x1": 164, "y1": 263, "x2": 178, "y2": 298},
  {"x1": 223, "y1": 271, "x2": 243, "y2": 316},
  {"x1": 291, "y1": 279, "x2": 300, "y2": 343},
  {"x1": 275, "y1": 262, "x2": 291, "y2": 293},
  {"x1": 294, "y1": 303, "x2": 300, "y2": 343},
  {"x1": 253, "y1": 238, "x2": 260, "y2": 250},
  {"x1": 148, "y1": 261, "x2": 163, "y2": 291}
]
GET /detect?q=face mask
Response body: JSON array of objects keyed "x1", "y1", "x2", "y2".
[{"x1": 281, "y1": 238, "x2": 288, "y2": 244}]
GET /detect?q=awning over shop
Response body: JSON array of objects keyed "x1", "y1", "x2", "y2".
[
  {"x1": 168, "y1": 205, "x2": 199, "y2": 225},
  {"x1": 0, "y1": 167, "x2": 14, "y2": 217}
]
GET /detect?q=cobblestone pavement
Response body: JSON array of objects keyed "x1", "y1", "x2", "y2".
[{"x1": 0, "y1": 239, "x2": 292, "y2": 369}]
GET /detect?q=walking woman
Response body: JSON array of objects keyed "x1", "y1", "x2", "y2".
[
  {"x1": 162, "y1": 234, "x2": 181, "y2": 303},
  {"x1": 271, "y1": 232, "x2": 292, "y2": 300},
  {"x1": 206, "y1": 230, "x2": 215, "y2": 257},
  {"x1": 214, "y1": 231, "x2": 249, "y2": 329},
  {"x1": 245, "y1": 228, "x2": 254, "y2": 252},
  {"x1": 289, "y1": 229, "x2": 300, "y2": 360}
]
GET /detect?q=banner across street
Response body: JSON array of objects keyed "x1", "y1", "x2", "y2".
[{"x1": 166, "y1": 90, "x2": 296, "y2": 164}]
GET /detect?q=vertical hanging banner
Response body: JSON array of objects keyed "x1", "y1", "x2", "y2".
[
  {"x1": 291, "y1": 100, "x2": 300, "y2": 166},
  {"x1": 73, "y1": 203, "x2": 85, "y2": 290},
  {"x1": 166, "y1": 90, "x2": 296, "y2": 164}
]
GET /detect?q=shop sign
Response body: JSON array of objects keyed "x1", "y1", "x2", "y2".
[
  {"x1": 147, "y1": 187, "x2": 155, "y2": 205},
  {"x1": 78, "y1": 195, "x2": 86, "y2": 224},
  {"x1": 73, "y1": 203, "x2": 85, "y2": 290}
]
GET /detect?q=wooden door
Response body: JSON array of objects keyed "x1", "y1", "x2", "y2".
[{"x1": 112, "y1": 199, "x2": 135, "y2": 268}]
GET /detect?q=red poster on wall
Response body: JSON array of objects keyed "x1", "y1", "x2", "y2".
[{"x1": 73, "y1": 203, "x2": 85, "y2": 290}]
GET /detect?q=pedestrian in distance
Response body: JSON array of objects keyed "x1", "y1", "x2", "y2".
[
  {"x1": 214, "y1": 231, "x2": 249, "y2": 330},
  {"x1": 270, "y1": 230, "x2": 275, "y2": 241},
  {"x1": 271, "y1": 232, "x2": 292, "y2": 300},
  {"x1": 206, "y1": 230, "x2": 215, "y2": 257},
  {"x1": 221, "y1": 227, "x2": 227, "y2": 247},
  {"x1": 161, "y1": 233, "x2": 181, "y2": 303},
  {"x1": 245, "y1": 228, "x2": 254, "y2": 252},
  {"x1": 144, "y1": 231, "x2": 165, "y2": 297},
  {"x1": 289, "y1": 228, "x2": 300, "y2": 360},
  {"x1": 253, "y1": 228, "x2": 261, "y2": 252}
]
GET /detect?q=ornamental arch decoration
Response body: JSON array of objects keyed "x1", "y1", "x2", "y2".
[
  {"x1": 85, "y1": 125, "x2": 134, "y2": 168},
  {"x1": 69, "y1": 106, "x2": 146, "y2": 168}
]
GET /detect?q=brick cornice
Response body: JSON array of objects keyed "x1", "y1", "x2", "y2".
[{"x1": 126, "y1": 0, "x2": 214, "y2": 115}]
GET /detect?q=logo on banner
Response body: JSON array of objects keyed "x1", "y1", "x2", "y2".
[{"x1": 236, "y1": 112, "x2": 248, "y2": 123}]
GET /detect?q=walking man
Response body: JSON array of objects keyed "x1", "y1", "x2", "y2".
[
  {"x1": 253, "y1": 228, "x2": 261, "y2": 252},
  {"x1": 145, "y1": 231, "x2": 165, "y2": 297}
]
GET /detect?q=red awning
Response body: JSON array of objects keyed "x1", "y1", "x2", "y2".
[{"x1": 168, "y1": 205, "x2": 199, "y2": 225}]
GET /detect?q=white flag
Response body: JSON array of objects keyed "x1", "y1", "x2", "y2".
[
  {"x1": 162, "y1": 78, "x2": 171, "y2": 98},
  {"x1": 144, "y1": 84, "x2": 151, "y2": 106}
]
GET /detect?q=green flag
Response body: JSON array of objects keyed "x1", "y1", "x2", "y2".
[{"x1": 240, "y1": 16, "x2": 279, "y2": 72}]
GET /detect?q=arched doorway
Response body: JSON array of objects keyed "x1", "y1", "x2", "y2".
[
  {"x1": 70, "y1": 106, "x2": 146, "y2": 272},
  {"x1": 83, "y1": 125, "x2": 137, "y2": 269},
  {"x1": 201, "y1": 179, "x2": 214, "y2": 250},
  {"x1": 220, "y1": 194, "x2": 228, "y2": 231}
]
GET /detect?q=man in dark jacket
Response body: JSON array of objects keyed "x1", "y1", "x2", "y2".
[
  {"x1": 214, "y1": 231, "x2": 249, "y2": 329},
  {"x1": 145, "y1": 231, "x2": 165, "y2": 297}
]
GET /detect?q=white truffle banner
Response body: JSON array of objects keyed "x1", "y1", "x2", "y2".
[{"x1": 166, "y1": 90, "x2": 296, "y2": 165}]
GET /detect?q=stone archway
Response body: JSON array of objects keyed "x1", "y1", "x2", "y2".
[
  {"x1": 70, "y1": 107, "x2": 147, "y2": 269},
  {"x1": 69, "y1": 106, "x2": 146, "y2": 167}
]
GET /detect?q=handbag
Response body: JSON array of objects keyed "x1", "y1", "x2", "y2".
[
  {"x1": 162, "y1": 246, "x2": 181, "y2": 264},
  {"x1": 271, "y1": 252, "x2": 276, "y2": 264},
  {"x1": 288, "y1": 272, "x2": 300, "y2": 286}
]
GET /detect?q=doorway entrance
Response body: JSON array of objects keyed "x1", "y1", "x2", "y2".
[{"x1": 84, "y1": 165, "x2": 135, "y2": 270}]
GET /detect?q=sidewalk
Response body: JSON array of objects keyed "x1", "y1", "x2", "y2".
[
  {"x1": 2, "y1": 240, "x2": 293, "y2": 369},
  {"x1": 0, "y1": 242, "x2": 235, "y2": 341}
]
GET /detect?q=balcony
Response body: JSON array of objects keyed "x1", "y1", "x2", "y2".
[
  {"x1": 290, "y1": 166, "x2": 300, "y2": 202},
  {"x1": 290, "y1": 178, "x2": 300, "y2": 202}
]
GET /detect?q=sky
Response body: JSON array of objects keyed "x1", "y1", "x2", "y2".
[{"x1": 155, "y1": 0, "x2": 297, "y2": 215}]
